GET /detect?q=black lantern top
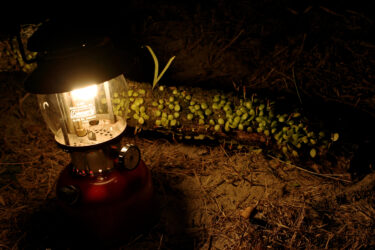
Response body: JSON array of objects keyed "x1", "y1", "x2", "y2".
[{"x1": 24, "y1": 19, "x2": 128, "y2": 94}]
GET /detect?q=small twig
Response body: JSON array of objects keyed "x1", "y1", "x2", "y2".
[
  {"x1": 292, "y1": 67, "x2": 303, "y2": 105},
  {"x1": 157, "y1": 234, "x2": 164, "y2": 250},
  {"x1": 325, "y1": 232, "x2": 335, "y2": 249},
  {"x1": 319, "y1": 6, "x2": 344, "y2": 17},
  {"x1": 19, "y1": 93, "x2": 30, "y2": 117},
  {"x1": 289, "y1": 204, "x2": 305, "y2": 248},
  {"x1": 217, "y1": 29, "x2": 244, "y2": 57},
  {"x1": 126, "y1": 234, "x2": 144, "y2": 246},
  {"x1": 210, "y1": 29, "x2": 244, "y2": 65},
  {"x1": 267, "y1": 154, "x2": 352, "y2": 183},
  {"x1": 11, "y1": 232, "x2": 26, "y2": 250}
]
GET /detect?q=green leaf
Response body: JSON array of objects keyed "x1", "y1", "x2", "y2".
[{"x1": 144, "y1": 45, "x2": 175, "y2": 90}]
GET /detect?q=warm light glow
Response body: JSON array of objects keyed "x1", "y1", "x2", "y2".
[
  {"x1": 69, "y1": 84, "x2": 98, "y2": 122},
  {"x1": 71, "y1": 84, "x2": 98, "y2": 101}
]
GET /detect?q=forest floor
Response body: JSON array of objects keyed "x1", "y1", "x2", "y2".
[{"x1": 1, "y1": 1, "x2": 375, "y2": 249}]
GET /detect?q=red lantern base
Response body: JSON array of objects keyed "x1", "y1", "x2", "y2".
[{"x1": 56, "y1": 159, "x2": 156, "y2": 244}]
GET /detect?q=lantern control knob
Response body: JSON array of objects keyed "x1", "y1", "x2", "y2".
[
  {"x1": 118, "y1": 144, "x2": 141, "y2": 170},
  {"x1": 57, "y1": 185, "x2": 80, "y2": 206}
]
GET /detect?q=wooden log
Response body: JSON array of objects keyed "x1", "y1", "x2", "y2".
[
  {"x1": 122, "y1": 81, "x2": 268, "y2": 145},
  {"x1": 112, "y1": 80, "x2": 337, "y2": 161}
]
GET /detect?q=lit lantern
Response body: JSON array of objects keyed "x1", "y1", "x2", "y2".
[
  {"x1": 37, "y1": 77, "x2": 128, "y2": 150},
  {"x1": 23, "y1": 20, "x2": 155, "y2": 242}
]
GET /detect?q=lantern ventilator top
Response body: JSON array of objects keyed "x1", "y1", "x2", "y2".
[{"x1": 24, "y1": 21, "x2": 130, "y2": 149}]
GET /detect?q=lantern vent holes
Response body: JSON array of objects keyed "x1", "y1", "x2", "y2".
[{"x1": 55, "y1": 116, "x2": 126, "y2": 147}]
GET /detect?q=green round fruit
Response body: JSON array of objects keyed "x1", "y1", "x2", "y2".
[
  {"x1": 138, "y1": 117, "x2": 145, "y2": 124},
  {"x1": 161, "y1": 118, "x2": 168, "y2": 127},
  {"x1": 223, "y1": 105, "x2": 231, "y2": 112},
  {"x1": 170, "y1": 119, "x2": 177, "y2": 126},
  {"x1": 130, "y1": 103, "x2": 138, "y2": 111},
  {"x1": 212, "y1": 103, "x2": 219, "y2": 109},
  {"x1": 213, "y1": 95, "x2": 220, "y2": 102},
  {"x1": 224, "y1": 122, "x2": 230, "y2": 132},
  {"x1": 310, "y1": 148, "x2": 317, "y2": 158}
]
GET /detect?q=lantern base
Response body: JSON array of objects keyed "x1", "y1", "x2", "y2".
[{"x1": 56, "y1": 159, "x2": 157, "y2": 245}]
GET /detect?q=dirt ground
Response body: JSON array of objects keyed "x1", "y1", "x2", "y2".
[{"x1": 1, "y1": 1, "x2": 375, "y2": 249}]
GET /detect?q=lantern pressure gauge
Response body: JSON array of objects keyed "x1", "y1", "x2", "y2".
[{"x1": 119, "y1": 144, "x2": 141, "y2": 170}]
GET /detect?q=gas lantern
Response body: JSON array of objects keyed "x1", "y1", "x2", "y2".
[{"x1": 22, "y1": 20, "x2": 155, "y2": 242}]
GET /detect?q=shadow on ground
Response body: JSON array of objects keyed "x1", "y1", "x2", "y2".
[{"x1": 17, "y1": 172, "x2": 197, "y2": 250}]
